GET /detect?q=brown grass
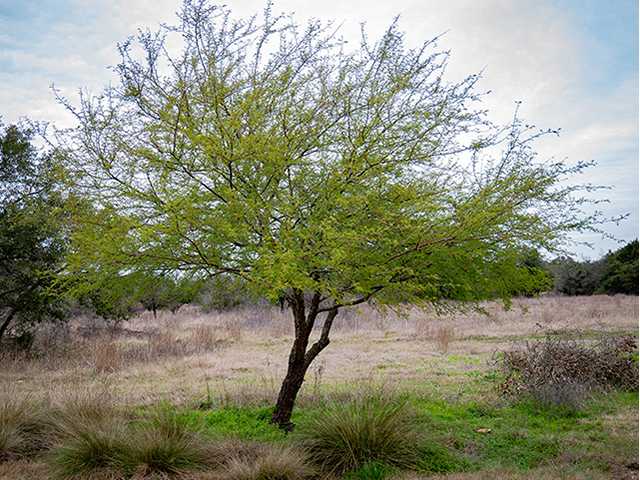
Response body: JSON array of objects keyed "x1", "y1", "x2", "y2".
[
  {"x1": 436, "y1": 324, "x2": 456, "y2": 352},
  {"x1": 92, "y1": 334, "x2": 122, "y2": 373},
  {"x1": 0, "y1": 295, "x2": 636, "y2": 409}
]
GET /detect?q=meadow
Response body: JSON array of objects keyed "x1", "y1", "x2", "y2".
[{"x1": 0, "y1": 294, "x2": 637, "y2": 479}]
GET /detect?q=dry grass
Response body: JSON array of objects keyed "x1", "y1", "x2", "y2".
[{"x1": 0, "y1": 295, "x2": 636, "y2": 409}]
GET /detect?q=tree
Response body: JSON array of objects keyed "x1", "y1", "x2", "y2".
[
  {"x1": 0, "y1": 122, "x2": 67, "y2": 345},
  {"x1": 549, "y1": 256, "x2": 607, "y2": 296},
  {"x1": 600, "y1": 240, "x2": 639, "y2": 295},
  {"x1": 135, "y1": 272, "x2": 199, "y2": 317},
  {"x1": 54, "y1": 1, "x2": 602, "y2": 425}
]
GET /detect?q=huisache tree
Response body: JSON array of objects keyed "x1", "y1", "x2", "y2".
[{"x1": 54, "y1": 1, "x2": 602, "y2": 425}]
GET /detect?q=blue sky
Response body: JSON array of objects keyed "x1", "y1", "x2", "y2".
[{"x1": 0, "y1": 0, "x2": 637, "y2": 259}]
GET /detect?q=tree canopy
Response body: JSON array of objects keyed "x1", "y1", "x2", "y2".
[
  {"x1": 54, "y1": 0, "x2": 603, "y2": 424},
  {"x1": 0, "y1": 122, "x2": 67, "y2": 344}
]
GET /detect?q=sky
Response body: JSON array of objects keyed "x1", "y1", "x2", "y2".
[{"x1": 0, "y1": 0, "x2": 637, "y2": 259}]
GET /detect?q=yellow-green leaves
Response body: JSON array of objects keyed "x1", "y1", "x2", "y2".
[{"x1": 56, "y1": 0, "x2": 601, "y2": 314}]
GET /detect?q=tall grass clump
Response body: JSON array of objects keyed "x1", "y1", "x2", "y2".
[
  {"x1": 293, "y1": 392, "x2": 457, "y2": 476},
  {"x1": 48, "y1": 423, "x2": 131, "y2": 480},
  {"x1": 125, "y1": 403, "x2": 216, "y2": 478},
  {"x1": 46, "y1": 391, "x2": 131, "y2": 479},
  {"x1": 495, "y1": 330, "x2": 639, "y2": 414},
  {"x1": 47, "y1": 398, "x2": 218, "y2": 479},
  {"x1": 222, "y1": 441, "x2": 317, "y2": 480},
  {"x1": 0, "y1": 390, "x2": 47, "y2": 460}
]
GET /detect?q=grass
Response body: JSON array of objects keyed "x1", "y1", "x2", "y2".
[
  {"x1": 293, "y1": 392, "x2": 439, "y2": 475},
  {"x1": 0, "y1": 295, "x2": 637, "y2": 479}
]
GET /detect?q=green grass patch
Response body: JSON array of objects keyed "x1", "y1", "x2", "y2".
[{"x1": 187, "y1": 405, "x2": 287, "y2": 441}]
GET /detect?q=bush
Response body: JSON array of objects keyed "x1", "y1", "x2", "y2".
[{"x1": 495, "y1": 330, "x2": 639, "y2": 414}]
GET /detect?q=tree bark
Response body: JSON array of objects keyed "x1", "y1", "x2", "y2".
[
  {"x1": 0, "y1": 309, "x2": 16, "y2": 344},
  {"x1": 270, "y1": 291, "x2": 338, "y2": 426}
]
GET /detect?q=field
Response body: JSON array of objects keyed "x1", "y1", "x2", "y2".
[{"x1": 0, "y1": 294, "x2": 637, "y2": 479}]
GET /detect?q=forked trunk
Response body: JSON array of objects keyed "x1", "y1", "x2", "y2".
[{"x1": 270, "y1": 291, "x2": 338, "y2": 426}]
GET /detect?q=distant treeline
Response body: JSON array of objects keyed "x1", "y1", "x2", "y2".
[{"x1": 525, "y1": 239, "x2": 639, "y2": 297}]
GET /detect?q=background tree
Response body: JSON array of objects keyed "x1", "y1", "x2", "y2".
[
  {"x1": 599, "y1": 240, "x2": 638, "y2": 295},
  {"x1": 135, "y1": 272, "x2": 199, "y2": 317},
  {"x1": 545, "y1": 240, "x2": 638, "y2": 296},
  {"x1": 549, "y1": 256, "x2": 607, "y2": 296},
  {"x1": 512, "y1": 247, "x2": 554, "y2": 297},
  {"x1": 0, "y1": 121, "x2": 67, "y2": 346},
  {"x1": 54, "y1": 1, "x2": 603, "y2": 425}
]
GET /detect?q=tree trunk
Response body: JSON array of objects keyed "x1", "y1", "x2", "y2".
[
  {"x1": 270, "y1": 291, "x2": 338, "y2": 426},
  {"x1": 0, "y1": 309, "x2": 16, "y2": 344}
]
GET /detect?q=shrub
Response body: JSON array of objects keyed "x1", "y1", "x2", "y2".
[
  {"x1": 495, "y1": 330, "x2": 639, "y2": 413},
  {"x1": 293, "y1": 393, "x2": 432, "y2": 475}
]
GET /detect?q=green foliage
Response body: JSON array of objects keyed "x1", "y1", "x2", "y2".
[
  {"x1": 56, "y1": 1, "x2": 600, "y2": 314},
  {"x1": 343, "y1": 462, "x2": 391, "y2": 480},
  {"x1": 513, "y1": 248, "x2": 554, "y2": 296},
  {"x1": 0, "y1": 122, "x2": 68, "y2": 345},
  {"x1": 548, "y1": 256, "x2": 607, "y2": 296},
  {"x1": 135, "y1": 273, "x2": 199, "y2": 316},
  {"x1": 0, "y1": 381, "x2": 636, "y2": 478},
  {"x1": 195, "y1": 405, "x2": 286, "y2": 441},
  {"x1": 600, "y1": 239, "x2": 639, "y2": 295}
]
